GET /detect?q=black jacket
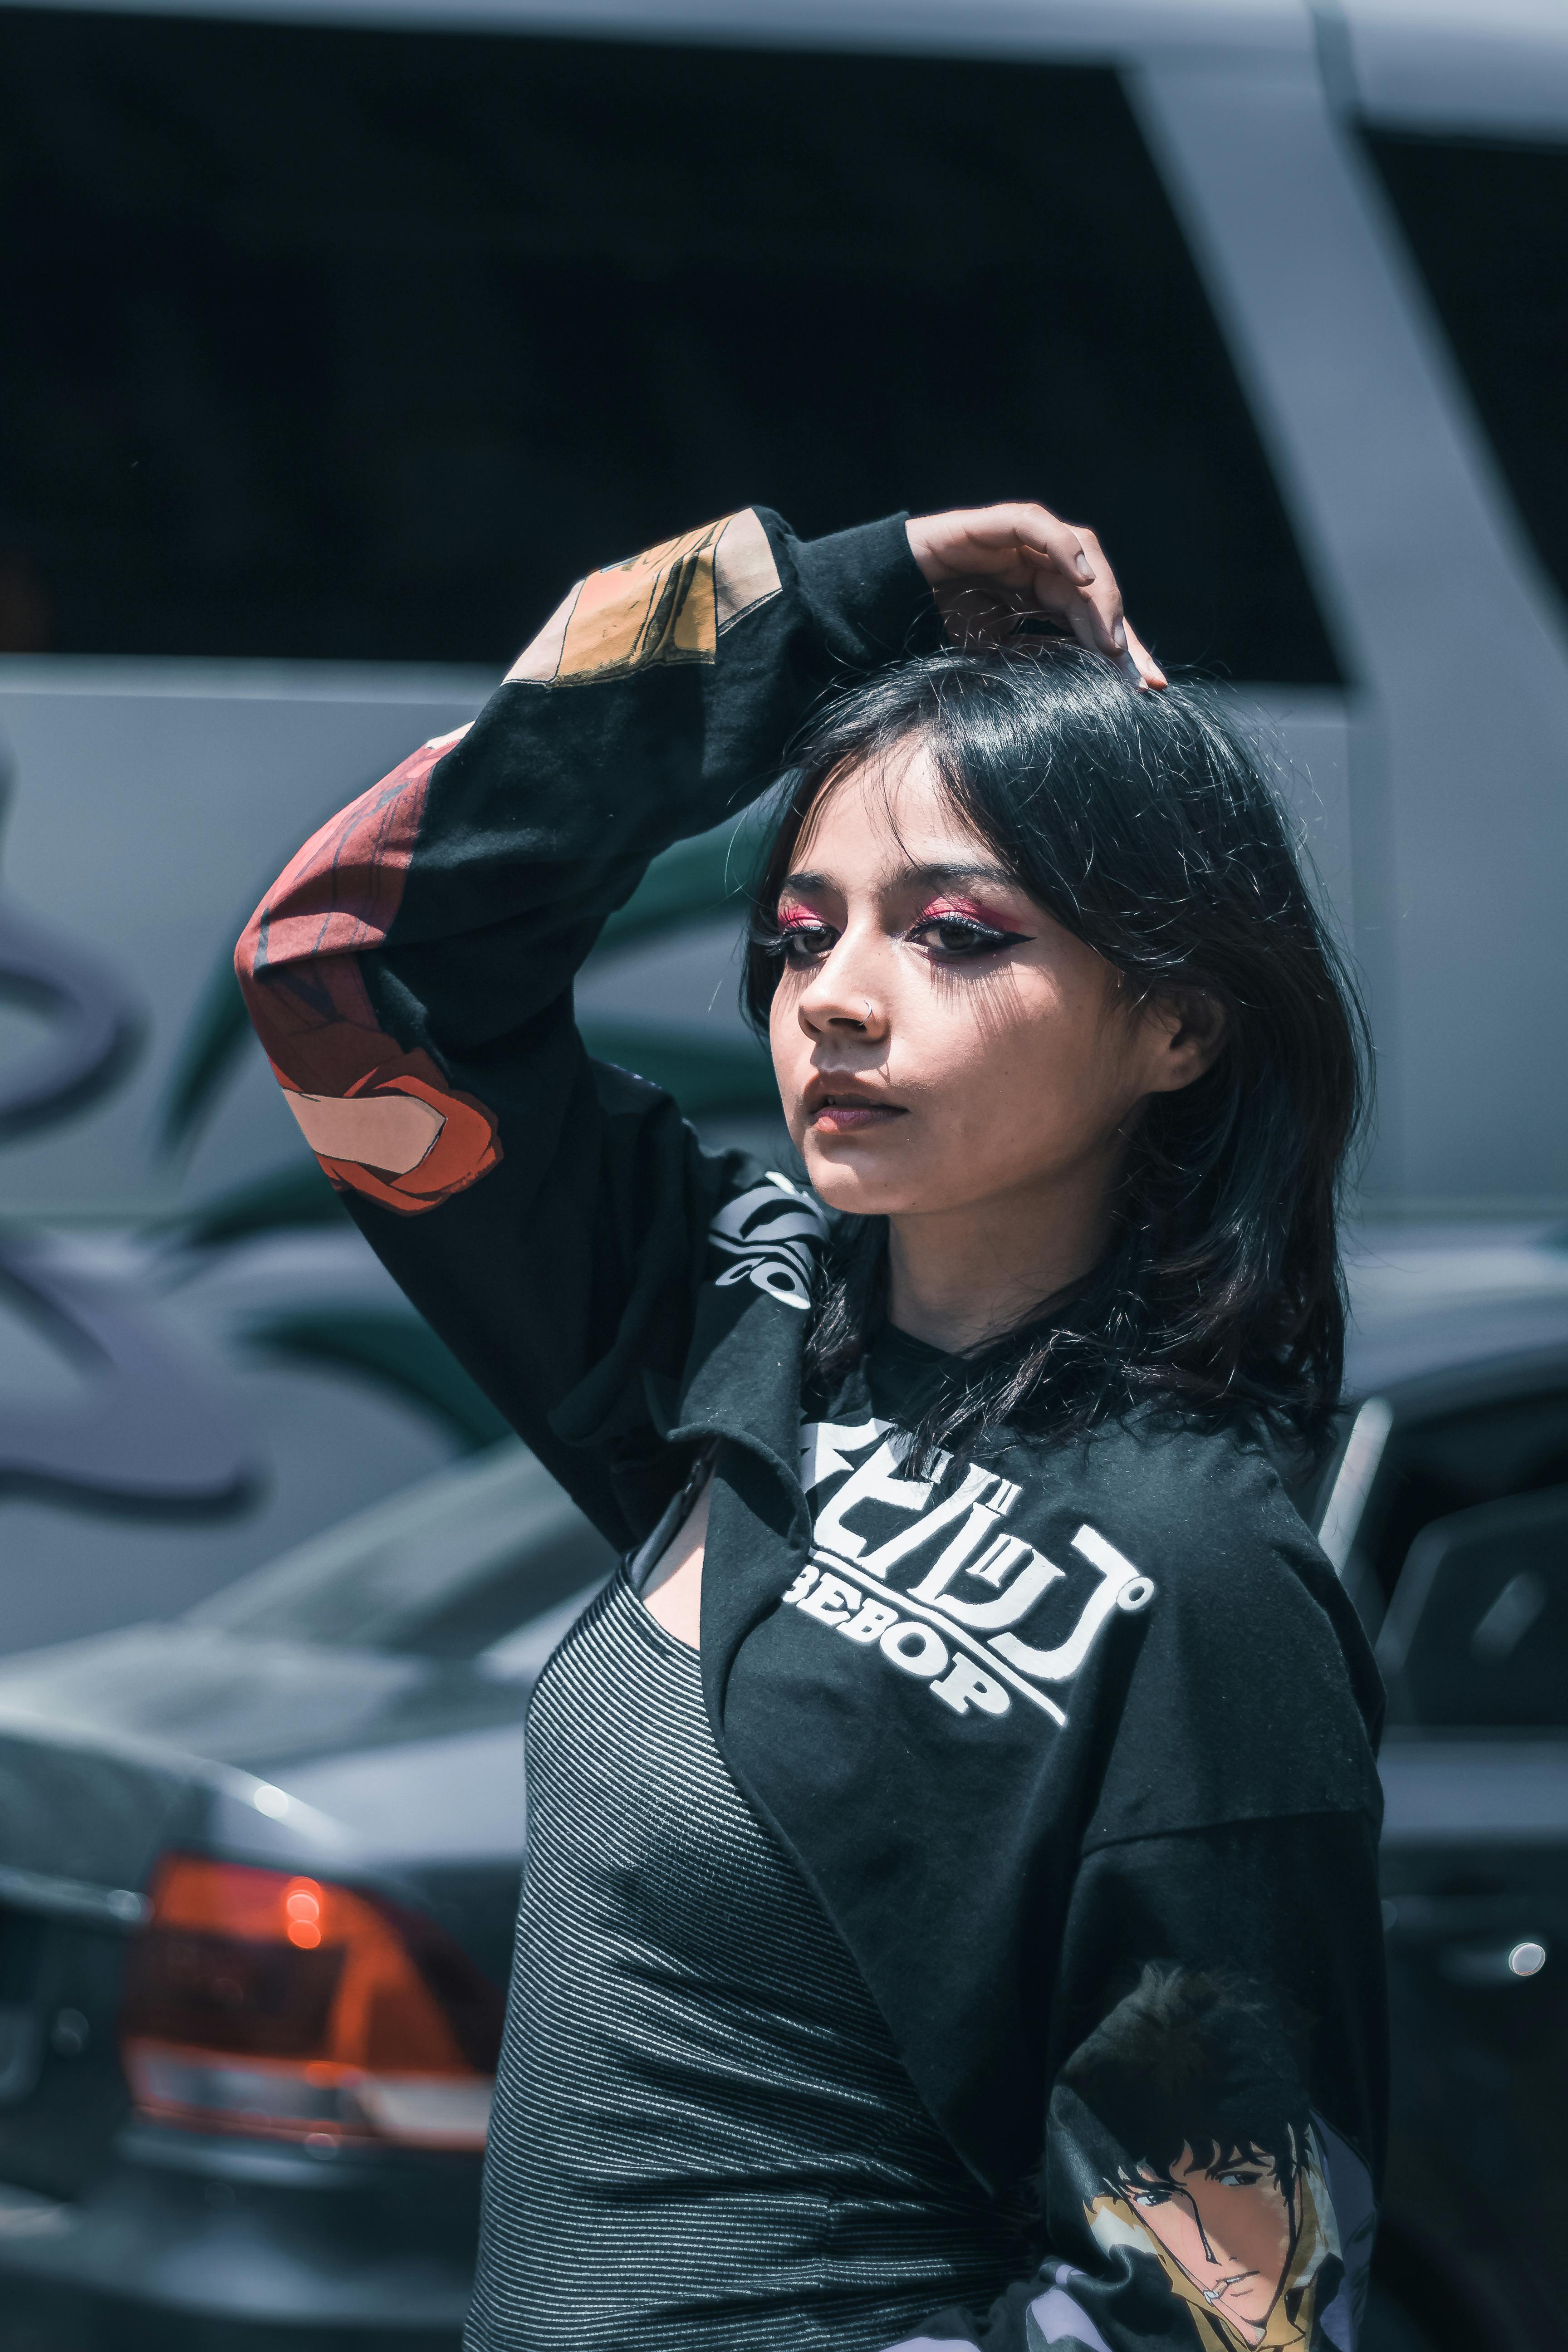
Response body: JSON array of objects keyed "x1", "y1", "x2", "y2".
[{"x1": 239, "y1": 506, "x2": 1386, "y2": 2352}]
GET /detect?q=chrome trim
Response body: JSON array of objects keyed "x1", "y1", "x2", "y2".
[
  {"x1": 1318, "y1": 1395, "x2": 1394, "y2": 1573},
  {"x1": 1380, "y1": 1742, "x2": 1568, "y2": 1843},
  {"x1": 0, "y1": 1861, "x2": 148, "y2": 1931}
]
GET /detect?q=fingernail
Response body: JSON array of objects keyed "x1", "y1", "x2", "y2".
[
  {"x1": 1075, "y1": 554, "x2": 1094, "y2": 581},
  {"x1": 1113, "y1": 620, "x2": 1127, "y2": 651}
]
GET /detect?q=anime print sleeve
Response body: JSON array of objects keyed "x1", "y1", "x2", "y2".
[
  {"x1": 237, "y1": 509, "x2": 938, "y2": 1540},
  {"x1": 885, "y1": 1478, "x2": 1387, "y2": 2352},
  {"x1": 890, "y1": 1814, "x2": 1386, "y2": 2352},
  {"x1": 1036, "y1": 1825, "x2": 1382, "y2": 2352}
]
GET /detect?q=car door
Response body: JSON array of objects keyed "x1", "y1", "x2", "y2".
[{"x1": 1347, "y1": 1375, "x2": 1568, "y2": 2351}]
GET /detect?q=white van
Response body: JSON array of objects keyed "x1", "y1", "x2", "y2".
[{"x1": 0, "y1": 0, "x2": 1563, "y2": 1625}]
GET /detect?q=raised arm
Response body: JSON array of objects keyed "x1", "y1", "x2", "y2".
[
  {"x1": 236, "y1": 508, "x2": 941, "y2": 1539},
  {"x1": 237, "y1": 494, "x2": 1158, "y2": 1542}
]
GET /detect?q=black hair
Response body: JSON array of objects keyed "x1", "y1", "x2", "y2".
[
  {"x1": 743, "y1": 642, "x2": 1370, "y2": 1463},
  {"x1": 1061, "y1": 1963, "x2": 1313, "y2": 2201}
]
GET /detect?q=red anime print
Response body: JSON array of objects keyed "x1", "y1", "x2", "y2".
[{"x1": 237, "y1": 728, "x2": 501, "y2": 1215}]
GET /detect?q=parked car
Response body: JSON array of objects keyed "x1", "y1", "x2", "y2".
[
  {"x1": 1318, "y1": 1228, "x2": 1568, "y2": 2352},
  {"x1": 0, "y1": 1445, "x2": 615, "y2": 2352},
  {"x1": 0, "y1": 1228, "x2": 1563, "y2": 2352}
]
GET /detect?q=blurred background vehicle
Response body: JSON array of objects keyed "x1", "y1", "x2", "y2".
[
  {"x1": 0, "y1": 1228, "x2": 1563, "y2": 2350},
  {"x1": 0, "y1": 1443, "x2": 614, "y2": 2352},
  {"x1": 1, "y1": 0, "x2": 1566, "y2": 1644},
  {"x1": 0, "y1": 0, "x2": 1564, "y2": 2342}
]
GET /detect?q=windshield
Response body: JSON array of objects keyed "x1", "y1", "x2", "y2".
[{"x1": 190, "y1": 1442, "x2": 616, "y2": 1658}]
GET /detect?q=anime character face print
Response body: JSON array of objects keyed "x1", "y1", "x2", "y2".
[
  {"x1": 1055, "y1": 1966, "x2": 1371, "y2": 2352},
  {"x1": 1120, "y1": 2143, "x2": 1300, "y2": 2342}
]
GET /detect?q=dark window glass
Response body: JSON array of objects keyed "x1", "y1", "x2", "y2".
[
  {"x1": 0, "y1": 12, "x2": 1338, "y2": 678},
  {"x1": 192, "y1": 1447, "x2": 615, "y2": 1657},
  {"x1": 1365, "y1": 130, "x2": 1568, "y2": 616},
  {"x1": 1356, "y1": 1385, "x2": 1568, "y2": 1609},
  {"x1": 1377, "y1": 1485, "x2": 1568, "y2": 1729}
]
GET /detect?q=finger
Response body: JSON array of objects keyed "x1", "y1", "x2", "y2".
[
  {"x1": 1020, "y1": 516, "x2": 1134, "y2": 663},
  {"x1": 1002, "y1": 504, "x2": 1095, "y2": 585},
  {"x1": 1049, "y1": 572, "x2": 1123, "y2": 661},
  {"x1": 1062, "y1": 592, "x2": 1108, "y2": 659},
  {"x1": 952, "y1": 503, "x2": 1093, "y2": 588},
  {"x1": 1066, "y1": 527, "x2": 1128, "y2": 658},
  {"x1": 1123, "y1": 619, "x2": 1167, "y2": 691}
]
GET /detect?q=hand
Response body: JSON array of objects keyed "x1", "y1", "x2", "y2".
[{"x1": 906, "y1": 501, "x2": 1166, "y2": 690}]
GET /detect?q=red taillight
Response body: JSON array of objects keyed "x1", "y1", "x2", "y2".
[{"x1": 119, "y1": 1856, "x2": 504, "y2": 2151}]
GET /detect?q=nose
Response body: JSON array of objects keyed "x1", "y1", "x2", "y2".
[{"x1": 795, "y1": 931, "x2": 889, "y2": 1043}]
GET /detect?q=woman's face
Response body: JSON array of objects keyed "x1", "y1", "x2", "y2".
[{"x1": 768, "y1": 743, "x2": 1195, "y2": 1226}]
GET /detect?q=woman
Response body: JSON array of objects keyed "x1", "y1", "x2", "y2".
[{"x1": 238, "y1": 501, "x2": 1385, "y2": 2352}]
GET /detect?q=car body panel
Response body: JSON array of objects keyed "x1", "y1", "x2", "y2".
[{"x1": 1323, "y1": 1234, "x2": 1568, "y2": 2349}]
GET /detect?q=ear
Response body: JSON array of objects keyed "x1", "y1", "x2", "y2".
[{"x1": 1138, "y1": 987, "x2": 1227, "y2": 1096}]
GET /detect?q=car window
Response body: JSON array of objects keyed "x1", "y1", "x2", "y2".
[
  {"x1": 0, "y1": 14, "x2": 1338, "y2": 681},
  {"x1": 1350, "y1": 1385, "x2": 1568, "y2": 1618},
  {"x1": 1363, "y1": 130, "x2": 1568, "y2": 621},
  {"x1": 189, "y1": 1442, "x2": 617, "y2": 1658},
  {"x1": 1377, "y1": 1485, "x2": 1568, "y2": 1730}
]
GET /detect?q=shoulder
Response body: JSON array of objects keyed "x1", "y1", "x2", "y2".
[
  {"x1": 1061, "y1": 1412, "x2": 1331, "y2": 1612},
  {"x1": 1054, "y1": 1416, "x2": 1384, "y2": 1837}
]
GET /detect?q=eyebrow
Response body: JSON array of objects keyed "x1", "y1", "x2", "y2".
[{"x1": 780, "y1": 860, "x2": 1023, "y2": 897}]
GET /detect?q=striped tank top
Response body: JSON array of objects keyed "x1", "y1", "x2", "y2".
[{"x1": 465, "y1": 1567, "x2": 1034, "y2": 2352}]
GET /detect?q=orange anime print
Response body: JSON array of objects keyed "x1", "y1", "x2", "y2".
[
  {"x1": 236, "y1": 729, "x2": 500, "y2": 1216},
  {"x1": 506, "y1": 507, "x2": 781, "y2": 686}
]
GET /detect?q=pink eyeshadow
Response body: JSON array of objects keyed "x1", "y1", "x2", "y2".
[{"x1": 917, "y1": 897, "x2": 1016, "y2": 929}]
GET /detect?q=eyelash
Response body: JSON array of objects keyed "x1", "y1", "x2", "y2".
[
  {"x1": 757, "y1": 911, "x2": 1025, "y2": 966},
  {"x1": 1130, "y1": 2173, "x2": 1263, "y2": 2204}
]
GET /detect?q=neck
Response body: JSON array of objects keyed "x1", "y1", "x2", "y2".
[{"x1": 885, "y1": 1171, "x2": 1115, "y2": 1355}]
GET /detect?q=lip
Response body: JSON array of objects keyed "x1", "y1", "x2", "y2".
[{"x1": 803, "y1": 1078, "x2": 908, "y2": 1135}]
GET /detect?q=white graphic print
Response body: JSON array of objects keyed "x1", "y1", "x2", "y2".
[
  {"x1": 784, "y1": 1419, "x2": 1156, "y2": 1730},
  {"x1": 708, "y1": 1172, "x2": 828, "y2": 1312}
]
